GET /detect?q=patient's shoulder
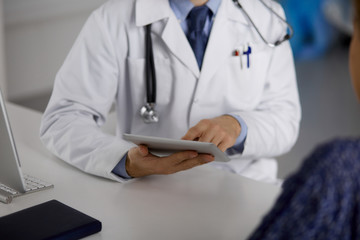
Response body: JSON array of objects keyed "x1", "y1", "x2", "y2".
[{"x1": 294, "y1": 138, "x2": 360, "y2": 183}]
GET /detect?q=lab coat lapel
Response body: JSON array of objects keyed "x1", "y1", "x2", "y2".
[
  {"x1": 136, "y1": 0, "x2": 199, "y2": 78},
  {"x1": 200, "y1": 0, "x2": 249, "y2": 82},
  {"x1": 227, "y1": 0, "x2": 255, "y2": 24},
  {"x1": 135, "y1": 0, "x2": 170, "y2": 26},
  {"x1": 161, "y1": 16, "x2": 200, "y2": 78}
]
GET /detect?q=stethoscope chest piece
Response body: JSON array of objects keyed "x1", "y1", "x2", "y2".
[{"x1": 140, "y1": 103, "x2": 159, "y2": 123}]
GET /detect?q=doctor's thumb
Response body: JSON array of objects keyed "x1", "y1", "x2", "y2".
[{"x1": 137, "y1": 144, "x2": 149, "y2": 156}]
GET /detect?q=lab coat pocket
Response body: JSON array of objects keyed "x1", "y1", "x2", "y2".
[
  {"x1": 127, "y1": 57, "x2": 172, "y2": 108},
  {"x1": 225, "y1": 50, "x2": 269, "y2": 108}
]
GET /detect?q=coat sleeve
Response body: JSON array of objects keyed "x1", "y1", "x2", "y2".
[
  {"x1": 230, "y1": 3, "x2": 301, "y2": 159},
  {"x1": 39, "y1": 7, "x2": 135, "y2": 182}
]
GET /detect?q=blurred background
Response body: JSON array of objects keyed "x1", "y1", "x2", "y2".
[{"x1": 0, "y1": 0, "x2": 359, "y2": 179}]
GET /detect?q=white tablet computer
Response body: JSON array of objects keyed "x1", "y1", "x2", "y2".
[{"x1": 123, "y1": 133, "x2": 230, "y2": 162}]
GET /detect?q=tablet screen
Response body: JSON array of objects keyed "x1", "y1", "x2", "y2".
[{"x1": 123, "y1": 133, "x2": 230, "y2": 162}]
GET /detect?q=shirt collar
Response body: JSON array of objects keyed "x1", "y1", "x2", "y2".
[
  {"x1": 206, "y1": 0, "x2": 222, "y2": 15},
  {"x1": 169, "y1": 0, "x2": 222, "y2": 22}
]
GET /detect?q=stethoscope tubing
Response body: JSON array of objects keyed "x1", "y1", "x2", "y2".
[
  {"x1": 232, "y1": 0, "x2": 294, "y2": 48},
  {"x1": 145, "y1": 24, "x2": 157, "y2": 104},
  {"x1": 140, "y1": 24, "x2": 159, "y2": 123}
]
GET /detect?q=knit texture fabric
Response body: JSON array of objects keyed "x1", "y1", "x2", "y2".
[{"x1": 248, "y1": 139, "x2": 360, "y2": 240}]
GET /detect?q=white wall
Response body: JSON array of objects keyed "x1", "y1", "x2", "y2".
[
  {"x1": 0, "y1": 0, "x2": 7, "y2": 98},
  {"x1": 3, "y1": 0, "x2": 106, "y2": 100}
]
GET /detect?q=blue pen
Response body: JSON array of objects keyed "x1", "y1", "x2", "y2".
[{"x1": 243, "y1": 46, "x2": 252, "y2": 68}]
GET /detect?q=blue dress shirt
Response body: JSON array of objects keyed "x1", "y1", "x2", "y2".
[{"x1": 112, "y1": 0, "x2": 248, "y2": 179}]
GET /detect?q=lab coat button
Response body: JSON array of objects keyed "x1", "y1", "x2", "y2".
[{"x1": 193, "y1": 99, "x2": 198, "y2": 103}]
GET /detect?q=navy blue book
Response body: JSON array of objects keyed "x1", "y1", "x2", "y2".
[{"x1": 0, "y1": 200, "x2": 102, "y2": 240}]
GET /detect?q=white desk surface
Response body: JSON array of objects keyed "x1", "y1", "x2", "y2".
[{"x1": 0, "y1": 103, "x2": 281, "y2": 240}]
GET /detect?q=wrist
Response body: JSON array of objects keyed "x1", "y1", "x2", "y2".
[
  {"x1": 223, "y1": 115, "x2": 241, "y2": 137},
  {"x1": 125, "y1": 147, "x2": 150, "y2": 178},
  {"x1": 125, "y1": 151, "x2": 140, "y2": 178}
]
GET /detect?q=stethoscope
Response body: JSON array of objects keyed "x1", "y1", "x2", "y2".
[
  {"x1": 140, "y1": 0, "x2": 294, "y2": 123},
  {"x1": 140, "y1": 24, "x2": 159, "y2": 123},
  {"x1": 232, "y1": 0, "x2": 294, "y2": 48}
]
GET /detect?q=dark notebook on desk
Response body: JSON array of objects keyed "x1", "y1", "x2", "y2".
[{"x1": 0, "y1": 200, "x2": 102, "y2": 240}]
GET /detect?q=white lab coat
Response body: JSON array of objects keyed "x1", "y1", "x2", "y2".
[{"x1": 40, "y1": 0, "x2": 301, "y2": 183}]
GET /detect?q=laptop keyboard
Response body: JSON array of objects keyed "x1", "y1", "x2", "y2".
[
  {"x1": 23, "y1": 174, "x2": 53, "y2": 192},
  {"x1": 0, "y1": 184, "x2": 18, "y2": 195},
  {"x1": 0, "y1": 174, "x2": 53, "y2": 203}
]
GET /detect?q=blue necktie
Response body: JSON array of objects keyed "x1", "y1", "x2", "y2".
[{"x1": 186, "y1": 6, "x2": 212, "y2": 69}]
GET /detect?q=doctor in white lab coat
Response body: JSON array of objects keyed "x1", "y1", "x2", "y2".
[{"x1": 40, "y1": 0, "x2": 301, "y2": 183}]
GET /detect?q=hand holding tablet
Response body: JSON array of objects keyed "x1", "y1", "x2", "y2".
[{"x1": 123, "y1": 134, "x2": 230, "y2": 162}]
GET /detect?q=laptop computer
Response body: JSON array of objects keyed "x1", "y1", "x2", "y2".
[{"x1": 0, "y1": 89, "x2": 53, "y2": 204}]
